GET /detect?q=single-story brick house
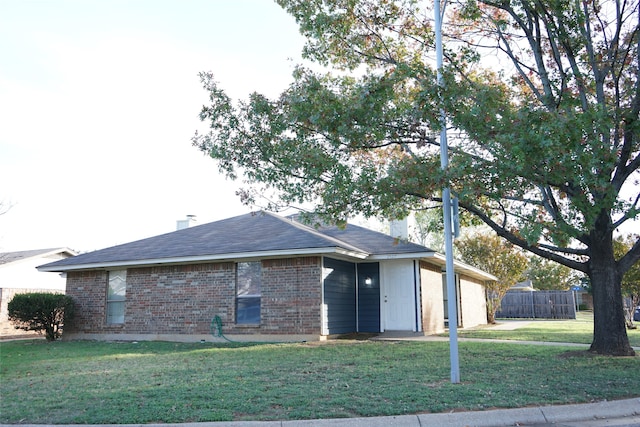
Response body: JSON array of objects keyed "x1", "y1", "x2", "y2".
[{"x1": 38, "y1": 212, "x2": 494, "y2": 342}]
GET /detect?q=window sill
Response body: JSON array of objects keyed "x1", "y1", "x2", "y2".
[{"x1": 235, "y1": 323, "x2": 261, "y2": 328}]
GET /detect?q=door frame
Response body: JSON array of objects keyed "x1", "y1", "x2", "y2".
[{"x1": 380, "y1": 259, "x2": 421, "y2": 332}]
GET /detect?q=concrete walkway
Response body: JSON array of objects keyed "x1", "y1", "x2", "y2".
[
  {"x1": 372, "y1": 333, "x2": 622, "y2": 349},
  {"x1": 371, "y1": 321, "x2": 640, "y2": 352}
]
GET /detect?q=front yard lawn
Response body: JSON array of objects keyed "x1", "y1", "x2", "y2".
[
  {"x1": 457, "y1": 312, "x2": 640, "y2": 348},
  {"x1": 1, "y1": 338, "x2": 638, "y2": 424}
]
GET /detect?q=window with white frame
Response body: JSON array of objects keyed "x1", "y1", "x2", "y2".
[
  {"x1": 107, "y1": 270, "x2": 127, "y2": 324},
  {"x1": 236, "y1": 262, "x2": 261, "y2": 324}
]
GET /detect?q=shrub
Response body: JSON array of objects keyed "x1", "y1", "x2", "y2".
[{"x1": 7, "y1": 293, "x2": 75, "y2": 341}]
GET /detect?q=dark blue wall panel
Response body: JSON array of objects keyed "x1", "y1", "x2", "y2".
[
  {"x1": 323, "y1": 258, "x2": 356, "y2": 335},
  {"x1": 357, "y1": 262, "x2": 380, "y2": 332}
]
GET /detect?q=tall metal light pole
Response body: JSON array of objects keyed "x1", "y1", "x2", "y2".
[{"x1": 434, "y1": 0, "x2": 460, "y2": 384}]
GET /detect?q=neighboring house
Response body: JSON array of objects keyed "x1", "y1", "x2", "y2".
[
  {"x1": 38, "y1": 212, "x2": 495, "y2": 342},
  {"x1": 0, "y1": 248, "x2": 77, "y2": 337},
  {"x1": 510, "y1": 279, "x2": 536, "y2": 292}
]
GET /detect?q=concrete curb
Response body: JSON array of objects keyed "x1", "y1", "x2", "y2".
[
  {"x1": 415, "y1": 397, "x2": 640, "y2": 426},
  {"x1": 543, "y1": 398, "x2": 640, "y2": 422},
  {"x1": 4, "y1": 397, "x2": 639, "y2": 427}
]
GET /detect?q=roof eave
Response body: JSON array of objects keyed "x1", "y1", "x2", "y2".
[
  {"x1": 368, "y1": 252, "x2": 436, "y2": 260},
  {"x1": 37, "y1": 247, "x2": 369, "y2": 272},
  {"x1": 427, "y1": 253, "x2": 498, "y2": 282},
  {"x1": 368, "y1": 252, "x2": 496, "y2": 281}
]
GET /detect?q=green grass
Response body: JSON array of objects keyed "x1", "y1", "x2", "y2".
[
  {"x1": 457, "y1": 312, "x2": 640, "y2": 348},
  {"x1": 1, "y1": 336, "x2": 638, "y2": 424}
]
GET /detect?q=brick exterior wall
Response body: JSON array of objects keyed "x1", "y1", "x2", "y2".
[
  {"x1": 260, "y1": 257, "x2": 322, "y2": 334},
  {"x1": 65, "y1": 257, "x2": 322, "y2": 338},
  {"x1": 66, "y1": 270, "x2": 109, "y2": 334},
  {"x1": 126, "y1": 263, "x2": 236, "y2": 335}
]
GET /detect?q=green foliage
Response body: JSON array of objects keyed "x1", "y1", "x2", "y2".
[
  {"x1": 194, "y1": 68, "x2": 442, "y2": 223},
  {"x1": 7, "y1": 293, "x2": 75, "y2": 341},
  {"x1": 411, "y1": 206, "x2": 482, "y2": 251},
  {"x1": 194, "y1": 0, "x2": 639, "y2": 272},
  {"x1": 526, "y1": 256, "x2": 580, "y2": 291},
  {"x1": 411, "y1": 209, "x2": 447, "y2": 250},
  {"x1": 455, "y1": 232, "x2": 529, "y2": 323}
]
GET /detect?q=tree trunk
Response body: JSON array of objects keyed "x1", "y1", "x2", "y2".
[{"x1": 588, "y1": 224, "x2": 635, "y2": 356}]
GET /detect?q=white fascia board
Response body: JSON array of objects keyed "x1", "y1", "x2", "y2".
[
  {"x1": 367, "y1": 252, "x2": 437, "y2": 261},
  {"x1": 425, "y1": 253, "x2": 498, "y2": 281},
  {"x1": 37, "y1": 247, "x2": 369, "y2": 272},
  {"x1": 44, "y1": 247, "x2": 78, "y2": 257}
]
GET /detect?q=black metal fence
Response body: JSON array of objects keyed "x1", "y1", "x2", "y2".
[{"x1": 496, "y1": 290, "x2": 576, "y2": 319}]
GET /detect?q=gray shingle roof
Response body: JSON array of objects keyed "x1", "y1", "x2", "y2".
[
  {"x1": 315, "y1": 222, "x2": 430, "y2": 255},
  {"x1": 38, "y1": 212, "x2": 435, "y2": 272}
]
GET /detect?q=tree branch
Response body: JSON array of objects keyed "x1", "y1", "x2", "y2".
[
  {"x1": 617, "y1": 235, "x2": 640, "y2": 275},
  {"x1": 457, "y1": 199, "x2": 589, "y2": 272}
]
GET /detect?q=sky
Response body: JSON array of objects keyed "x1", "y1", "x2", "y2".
[{"x1": 0, "y1": 0, "x2": 306, "y2": 252}]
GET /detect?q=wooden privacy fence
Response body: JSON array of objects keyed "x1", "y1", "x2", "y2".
[{"x1": 496, "y1": 290, "x2": 576, "y2": 319}]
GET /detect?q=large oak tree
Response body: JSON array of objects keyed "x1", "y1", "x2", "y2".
[{"x1": 194, "y1": 0, "x2": 640, "y2": 355}]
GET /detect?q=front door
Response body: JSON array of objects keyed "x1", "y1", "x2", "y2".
[{"x1": 381, "y1": 260, "x2": 417, "y2": 331}]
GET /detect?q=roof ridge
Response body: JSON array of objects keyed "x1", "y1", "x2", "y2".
[{"x1": 266, "y1": 211, "x2": 368, "y2": 254}]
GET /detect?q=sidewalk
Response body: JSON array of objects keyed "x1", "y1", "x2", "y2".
[{"x1": 5, "y1": 398, "x2": 639, "y2": 426}]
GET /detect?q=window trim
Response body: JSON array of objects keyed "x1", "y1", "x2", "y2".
[
  {"x1": 106, "y1": 270, "x2": 127, "y2": 325},
  {"x1": 236, "y1": 261, "x2": 262, "y2": 325}
]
